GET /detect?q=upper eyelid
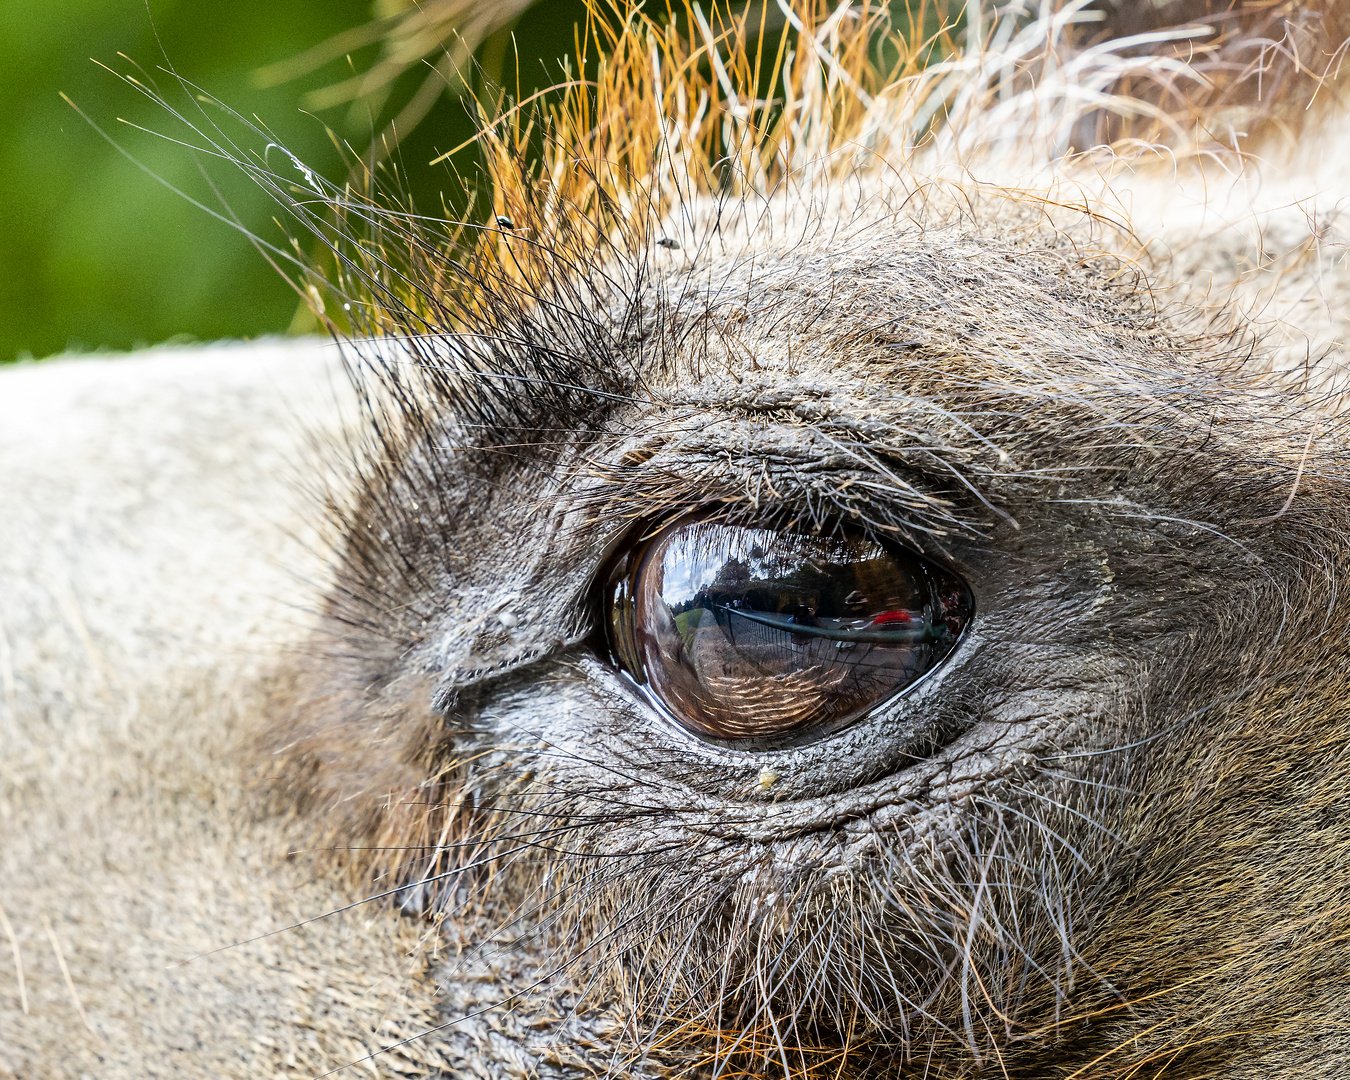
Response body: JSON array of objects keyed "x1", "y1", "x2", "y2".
[
  {"x1": 601, "y1": 414, "x2": 990, "y2": 490},
  {"x1": 579, "y1": 436, "x2": 990, "y2": 553}
]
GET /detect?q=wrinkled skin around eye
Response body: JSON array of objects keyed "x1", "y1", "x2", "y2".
[{"x1": 608, "y1": 520, "x2": 973, "y2": 742}]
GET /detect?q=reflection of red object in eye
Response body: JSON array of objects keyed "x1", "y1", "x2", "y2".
[{"x1": 869, "y1": 610, "x2": 912, "y2": 625}]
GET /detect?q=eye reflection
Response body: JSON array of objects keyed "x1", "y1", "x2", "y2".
[{"x1": 609, "y1": 521, "x2": 972, "y2": 743}]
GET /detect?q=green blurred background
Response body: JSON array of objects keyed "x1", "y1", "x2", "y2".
[{"x1": 0, "y1": 0, "x2": 591, "y2": 362}]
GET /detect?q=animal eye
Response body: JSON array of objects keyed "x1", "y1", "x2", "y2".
[{"x1": 606, "y1": 519, "x2": 973, "y2": 744}]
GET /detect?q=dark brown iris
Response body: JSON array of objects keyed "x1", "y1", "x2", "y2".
[{"x1": 607, "y1": 520, "x2": 972, "y2": 743}]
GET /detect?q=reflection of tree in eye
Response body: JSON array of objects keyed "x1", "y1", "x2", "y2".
[
  {"x1": 662, "y1": 524, "x2": 958, "y2": 634},
  {"x1": 711, "y1": 557, "x2": 751, "y2": 593}
]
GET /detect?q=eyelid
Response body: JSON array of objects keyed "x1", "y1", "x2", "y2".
[{"x1": 592, "y1": 430, "x2": 990, "y2": 555}]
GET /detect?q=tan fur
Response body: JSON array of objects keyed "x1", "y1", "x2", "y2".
[{"x1": 0, "y1": 346, "x2": 448, "y2": 1078}]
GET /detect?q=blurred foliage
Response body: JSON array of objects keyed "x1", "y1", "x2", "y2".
[
  {"x1": 0, "y1": 0, "x2": 593, "y2": 361},
  {"x1": 0, "y1": 0, "x2": 947, "y2": 362}
]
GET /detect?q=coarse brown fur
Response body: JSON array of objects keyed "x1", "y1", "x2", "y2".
[{"x1": 6, "y1": 1, "x2": 1350, "y2": 1077}]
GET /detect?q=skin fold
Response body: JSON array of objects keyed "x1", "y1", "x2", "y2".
[{"x1": 4, "y1": 3, "x2": 1350, "y2": 1077}]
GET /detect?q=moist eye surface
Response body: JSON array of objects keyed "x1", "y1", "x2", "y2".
[{"x1": 608, "y1": 520, "x2": 973, "y2": 743}]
